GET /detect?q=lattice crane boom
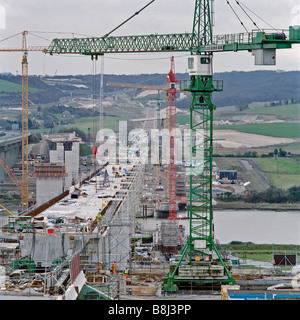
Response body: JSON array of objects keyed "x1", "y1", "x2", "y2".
[
  {"x1": 0, "y1": 46, "x2": 47, "y2": 52},
  {"x1": 107, "y1": 82, "x2": 168, "y2": 91},
  {"x1": 47, "y1": 28, "x2": 300, "y2": 55}
]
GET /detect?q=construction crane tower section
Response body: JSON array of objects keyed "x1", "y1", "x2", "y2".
[
  {"x1": 166, "y1": 56, "x2": 179, "y2": 221},
  {"x1": 21, "y1": 31, "x2": 29, "y2": 210},
  {"x1": 0, "y1": 31, "x2": 48, "y2": 210}
]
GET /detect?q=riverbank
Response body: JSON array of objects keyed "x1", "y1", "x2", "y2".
[
  {"x1": 213, "y1": 200, "x2": 300, "y2": 211},
  {"x1": 222, "y1": 243, "x2": 300, "y2": 264}
]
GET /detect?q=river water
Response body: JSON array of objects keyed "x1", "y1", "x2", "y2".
[
  {"x1": 139, "y1": 210, "x2": 300, "y2": 245},
  {"x1": 213, "y1": 210, "x2": 300, "y2": 245}
]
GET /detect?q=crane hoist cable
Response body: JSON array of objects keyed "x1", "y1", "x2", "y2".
[
  {"x1": 225, "y1": 0, "x2": 249, "y2": 33},
  {"x1": 103, "y1": 0, "x2": 155, "y2": 38},
  {"x1": 234, "y1": 0, "x2": 260, "y2": 31},
  {"x1": 99, "y1": 54, "x2": 104, "y2": 144},
  {"x1": 92, "y1": 56, "x2": 98, "y2": 141},
  {"x1": 104, "y1": 53, "x2": 190, "y2": 61},
  {"x1": 27, "y1": 31, "x2": 52, "y2": 42},
  {"x1": 27, "y1": 31, "x2": 98, "y2": 38},
  {"x1": 0, "y1": 31, "x2": 23, "y2": 43},
  {"x1": 237, "y1": 0, "x2": 278, "y2": 32}
]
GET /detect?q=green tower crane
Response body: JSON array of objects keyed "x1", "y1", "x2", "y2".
[{"x1": 46, "y1": 0, "x2": 300, "y2": 291}]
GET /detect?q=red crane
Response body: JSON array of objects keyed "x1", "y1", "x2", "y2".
[{"x1": 166, "y1": 56, "x2": 179, "y2": 221}]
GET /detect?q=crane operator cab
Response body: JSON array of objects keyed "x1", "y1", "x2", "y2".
[{"x1": 188, "y1": 54, "x2": 213, "y2": 76}]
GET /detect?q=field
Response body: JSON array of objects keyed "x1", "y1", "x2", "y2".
[
  {"x1": 215, "y1": 103, "x2": 300, "y2": 119},
  {"x1": 30, "y1": 104, "x2": 144, "y2": 135},
  {"x1": 213, "y1": 157, "x2": 271, "y2": 193},
  {"x1": 242, "y1": 103, "x2": 300, "y2": 120},
  {"x1": 222, "y1": 243, "x2": 300, "y2": 264},
  {"x1": 0, "y1": 79, "x2": 38, "y2": 93},
  {"x1": 214, "y1": 122, "x2": 300, "y2": 138},
  {"x1": 213, "y1": 129, "x2": 295, "y2": 149},
  {"x1": 252, "y1": 158, "x2": 300, "y2": 189},
  {"x1": 252, "y1": 158, "x2": 300, "y2": 174},
  {"x1": 176, "y1": 114, "x2": 189, "y2": 126}
]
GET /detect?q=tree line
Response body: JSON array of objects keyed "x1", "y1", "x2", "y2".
[{"x1": 217, "y1": 185, "x2": 300, "y2": 204}]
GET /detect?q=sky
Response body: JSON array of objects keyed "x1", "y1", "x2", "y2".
[{"x1": 0, "y1": 0, "x2": 299, "y2": 75}]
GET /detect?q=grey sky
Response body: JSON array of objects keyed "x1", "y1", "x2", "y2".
[{"x1": 0, "y1": 0, "x2": 299, "y2": 75}]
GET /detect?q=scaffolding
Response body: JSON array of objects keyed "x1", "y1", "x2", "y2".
[
  {"x1": 33, "y1": 162, "x2": 67, "y2": 178},
  {"x1": 80, "y1": 163, "x2": 144, "y2": 273},
  {"x1": 0, "y1": 162, "x2": 145, "y2": 298},
  {"x1": 161, "y1": 221, "x2": 179, "y2": 251}
]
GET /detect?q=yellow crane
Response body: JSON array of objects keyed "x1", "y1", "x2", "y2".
[
  {"x1": 0, "y1": 31, "x2": 47, "y2": 209},
  {"x1": 0, "y1": 204, "x2": 14, "y2": 216}
]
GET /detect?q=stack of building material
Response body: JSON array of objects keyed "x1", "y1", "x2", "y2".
[
  {"x1": 177, "y1": 264, "x2": 224, "y2": 279},
  {"x1": 131, "y1": 285, "x2": 158, "y2": 296}
]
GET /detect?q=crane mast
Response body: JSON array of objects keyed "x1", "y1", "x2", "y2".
[
  {"x1": 192, "y1": 0, "x2": 213, "y2": 49},
  {"x1": 21, "y1": 31, "x2": 29, "y2": 210},
  {"x1": 45, "y1": 0, "x2": 300, "y2": 291},
  {"x1": 0, "y1": 31, "x2": 47, "y2": 210},
  {"x1": 166, "y1": 57, "x2": 178, "y2": 221}
]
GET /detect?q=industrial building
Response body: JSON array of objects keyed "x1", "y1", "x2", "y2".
[{"x1": 219, "y1": 170, "x2": 238, "y2": 181}]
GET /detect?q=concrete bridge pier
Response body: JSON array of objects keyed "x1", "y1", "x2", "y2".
[{"x1": 0, "y1": 132, "x2": 22, "y2": 183}]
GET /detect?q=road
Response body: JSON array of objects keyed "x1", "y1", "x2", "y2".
[{"x1": 143, "y1": 107, "x2": 156, "y2": 133}]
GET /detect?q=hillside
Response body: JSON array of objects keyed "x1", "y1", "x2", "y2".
[{"x1": 0, "y1": 70, "x2": 299, "y2": 107}]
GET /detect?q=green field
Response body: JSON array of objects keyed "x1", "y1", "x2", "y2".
[
  {"x1": 252, "y1": 157, "x2": 300, "y2": 189},
  {"x1": 242, "y1": 103, "x2": 300, "y2": 120},
  {"x1": 222, "y1": 243, "x2": 300, "y2": 263},
  {"x1": 180, "y1": 103, "x2": 300, "y2": 137},
  {"x1": 265, "y1": 173, "x2": 300, "y2": 190},
  {"x1": 0, "y1": 79, "x2": 38, "y2": 93},
  {"x1": 30, "y1": 104, "x2": 144, "y2": 135},
  {"x1": 215, "y1": 103, "x2": 300, "y2": 120},
  {"x1": 253, "y1": 158, "x2": 300, "y2": 174},
  {"x1": 31, "y1": 115, "x2": 125, "y2": 135},
  {"x1": 176, "y1": 114, "x2": 189, "y2": 125},
  {"x1": 215, "y1": 122, "x2": 300, "y2": 138},
  {"x1": 67, "y1": 115, "x2": 123, "y2": 133}
]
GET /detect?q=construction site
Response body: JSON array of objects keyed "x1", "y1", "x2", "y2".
[{"x1": 0, "y1": 0, "x2": 300, "y2": 302}]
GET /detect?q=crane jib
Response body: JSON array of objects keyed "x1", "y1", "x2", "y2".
[{"x1": 46, "y1": 28, "x2": 300, "y2": 55}]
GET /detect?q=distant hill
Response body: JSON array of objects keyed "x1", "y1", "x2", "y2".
[
  {"x1": 215, "y1": 70, "x2": 300, "y2": 107},
  {"x1": 0, "y1": 70, "x2": 299, "y2": 107}
]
